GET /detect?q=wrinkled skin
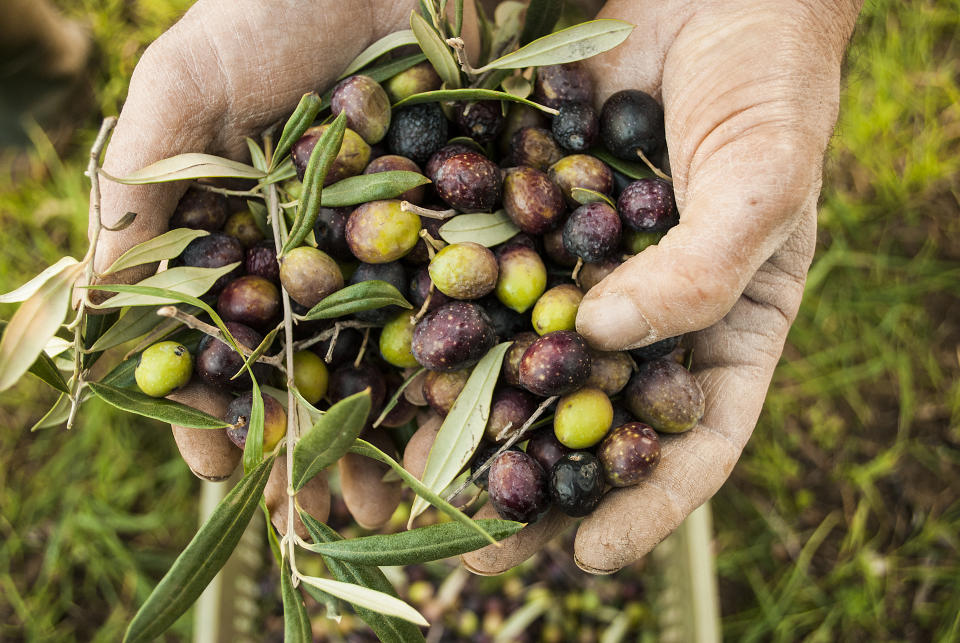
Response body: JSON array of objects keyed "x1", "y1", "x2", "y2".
[{"x1": 87, "y1": 0, "x2": 861, "y2": 575}]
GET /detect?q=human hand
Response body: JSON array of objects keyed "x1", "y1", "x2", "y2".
[{"x1": 462, "y1": 0, "x2": 863, "y2": 574}]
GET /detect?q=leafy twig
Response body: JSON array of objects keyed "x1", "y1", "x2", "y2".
[{"x1": 154, "y1": 306, "x2": 283, "y2": 368}]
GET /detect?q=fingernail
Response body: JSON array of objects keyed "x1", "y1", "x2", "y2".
[
  {"x1": 576, "y1": 293, "x2": 656, "y2": 350},
  {"x1": 573, "y1": 552, "x2": 618, "y2": 575}
]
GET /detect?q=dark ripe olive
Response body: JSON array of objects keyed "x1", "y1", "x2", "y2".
[
  {"x1": 502, "y1": 331, "x2": 538, "y2": 388},
  {"x1": 498, "y1": 103, "x2": 549, "y2": 157},
  {"x1": 629, "y1": 335, "x2": 681, "y2": 362},
  {"x1": 279, "y1": 246, "x2": 344, "y2": 309},
  {"x1": 403, "y1": 215, "x2": 445, "y2": 265},
  {"x1": 408, "y1": 267, "x2": 452, "y2": 313},
  {"x1": 485, "y1": 387, "x2": 538, "y2": 442},
  {"x1": 525, "y1": 428, "x2": 570, "y2": 473},
  {"x1": 195, "y1": 322, "x2": 271, "y2": 390},
  {"x1": 330, "y1": 75, "x2": 391, "y2": 144},
  {"x1": 508, "y1": 127, "x2": 563, "y2": 172},
  {"x1": 612, "y1": 169, "x2": 634, "y2": 198},
  {"x1": 314, "y1": 327, "x2": 363, "y2": 367},
  {"x1": 434, "y1": 152, "x2": 502, "y2": 212},
  {"x1": 387, "y1": 103, "x2": 448, "y2": 165},
  {"x1": 453, "y1": 100, "x2": 505, "y2": 144},
  {"x1": 480, "y1": 297, "x2": 527, "y2": 341},
  {"x1": 245, "y1": 240, "x2": 279, "y2": 284},
  {"x1": 562, "y1": 202, "x2": 622, "y2": 262},
  {"x1": 533, "y1": 62, "x2": 595, "y2": 110},
  {"x1": 624, "y1": 358, "x2": 704, "y2": 434},
  {"x1": 384, "y1": 60, "x2": 442, "y2": 103},
  {"x1": 470, "y1": 441, "x2": 520, "y2": 490},
  {"x1": 551, "y1": 101, "x2": 599, "y2": 152},
  {"x1": 423, "y1": 368, "x2": 470, "y2": 416},
  {"x1": 599, "y1": 89, "x2": 666, "y2": 161},
  {"x1": 518, "y1": 330, "x2": 592, "y2": 397},
  {"x1": 548, "y1": 155, "x2": 614, "y2": 206},
  {"x1": 350, "y1": 260, "x2": 407, "y2": 324},
  {"x1": 502, "y1": 166, "x2": 565, "y2": 234},
  {"x1": 428, "y1": 242, "x2": 499, "y2": 300},
  {"x1": 549, "y1": 452, "x2": 604, "y2": 517},
  {"x1": 425, "y1": 143, "x2": 479, "y2": 184},
  {"x1": 597, "y1": 422, "x2": 661, "y2": 487},
  {"x1": 586, "y1": 350, "x2": 633, "y2": 396},
  {"x1": 488, "y1": 450, "x2": 550, "y2": 522},
  {"x1": 178, "y1": 232, "x2": 244, "y2": 293},
  {"x1": 291, "y1": 124, "x2": 371, "y2": 184},
  {"x1": 170, "y1": 187, "x2": 228, "y2": 231},
  {"x1": 411, "y1": 301, "x2": 496, "y2": 372},
  {"x1": 579, "y1": 258, "x2": 621, "y2": 292},
  {"x1": 225, "y1": 391, "x2": 287, "y2": 452},
  {"x1": 223, "y1": 210, "x2": 265, "y2": 248},
  {"x1": 363, "y1": 154, "x2": 426, "y2": 204},
  {"x1": 543, "y1": 227, "x2": 578, "y2": 267},
  {"x1": 617, "y1": 178, "x2": 678, "y2": 232},
  {"x1": 346, "y1": 200, "x2": 422, "y2": 263},
  {"x1": 328, "y1": 362, "x2": 387, "y2": 417},
  {"x1": 217, "y1": 275, "x2": 281, "y2": 331},
  {"x1": 314, "y1": 206, "x2": 354, "y2": 261}
]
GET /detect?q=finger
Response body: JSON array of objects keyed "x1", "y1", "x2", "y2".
[
  {"x1": 461, "y1": 504, "x2": 576, "y2": 576},
  {"x1": 573, "y1": 211, "x2": 815, "y2": 573},
  {"x1": 264, "y1": 456, "x2": 331, "y2": 540},
  {"x1": 338, "y1": 429, "x2": 403, "y2": 530},
  {"x1": 167, "y1": 376, "x2": 239, "y2": 481}
]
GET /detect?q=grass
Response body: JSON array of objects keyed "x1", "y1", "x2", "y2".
[{"x1": 0, "y1": 0, "x2": 958, "y2": 641}]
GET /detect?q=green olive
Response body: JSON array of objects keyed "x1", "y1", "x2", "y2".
[
  {"x1": 380, "y1": 310, "x2": 420, "y2": 368},
  {"x1": 553, "y1": 387, "x2": 614, "y2": 449},
  {"x1": 495, "y1": 245, "x2": 547, "y2": 313},
  {"x1": 531, "y1": 284, "x2": 583, "y2": 335},
  {"x1": 293, "y1": 351, "x2": 329, "y2": 405},
  {"x1": 135, "y1": 341, "x2": 193, "y2": 397}
]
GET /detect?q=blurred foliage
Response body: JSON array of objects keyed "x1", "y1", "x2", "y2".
[{"x1": 0, "y1": 0, "x2": 958, "y2": 641}]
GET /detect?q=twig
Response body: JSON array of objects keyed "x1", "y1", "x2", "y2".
[
  {"x1": 353, "y1": 327, "x2": 370, "y2": 368},
  {"x1": 571, "y1": 257, "x2": 583, "y2": 286},
  {"x1": 290, "y1": 320, "x2": 377, "y2": 354},
  {"x1": 419, "y1": 229, "x2": 444, "y2": 258},
  {"x1": 401, "y1": 201, "x2": 457, "y2": 220},
  {"x1": 411, "y1": 282, "x2": 435, "y2": 324},
  {"x1": 445, "y1": 37, "x2": 482, "y2": 76},
  {"x1": 155, "y1": 306, "x2": 283, "y2": 368},
  {"x1": 190, "y1": 181, "x2": 263, "y2": 198},
  {"x1": 636, "y1": 149, "x2": 673, "y2": 183},
  {"x1": 324, "y1": 323, "x2": 341, "y2": 363}
]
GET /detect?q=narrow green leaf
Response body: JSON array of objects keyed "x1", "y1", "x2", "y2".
[
  {"x1": 589, "y1": 147, "x2": 652, "y2": 180},
  {"x1": 302, "y1": 520, "x2": 523, "y2": 565},
  {"x1": 282, "y1": 113, "x2": 346, "y2": 254},
  {"x1": 102, "y1": 153, "x2": 265, "y2": 184},
  {"x1": 231, "y1": 325, "x2": 279, "y2": 380},
  {"x1": 320, "y1": 171, "x2": 431, "y2": 207},
  {"x1": 88, "y1": 382, "x2": 230, "y2": 429},
  {"x1": 339, "y1": 30, "x2": 418, "y2": 79},
  {"x1": 319, "y1": 54, "x2": 427, "y2": 111},
  {"x1": 28, "y1": 350, "x2": 70, "y2": 394},
  {"x1": 393, "y1": 88, "x2": 556, "y2": 115},
  {"x1": 303, "y1": 280, "x2": 412, "y2": 320},
  {"x1": 571, "y1": 186, "x2": 616, "y2": 208},
  {"x1": 438, "y1": 211, "x2": 520, "y2": 246},
  {"x1": 123, "y1": 455, "x2": 275, "y2": 643},
  {"x1": 104, "y1": 211, "x2": 138, "y2": 232},
  {"x1": 31, "y1": 392, "x2": 71, "y2": 431},
  {"x1": 453, "y1": 0, "x2": 464, "y2": 36},
  {"x1": 477, "y1": 19, "x2": 634, "y2": 71},
  {"x1": 410, "y1": 11, "x2": 461, "y2": 89},
  {"x1": 297, "y1": 513, "x2": 425, "y2": 643},
  {"x1": 348, "y1": 439, "x2": 500, "y2": 545},
  {"x1": 292, "y1": 390, "x2": 371, "y2": 490},
  {"x1": 241, "y1": 378, "x2": 266, "y2": 472},
  {"x1": 409, "y1": 342, "x2": 511, "y2": 523},
  {"x1": 87, "y1": 263, "x2": 241, "y2": 308},
  {"x1": 272, "y1": 92, "x2": 322, "y2": 171},
  {"x1": 265, "y1": 157, "x2": 298, "y2": 185},
  {"x1": 519, "y1": 0, "x2": 562, "y2": 45},
  {"x1": 102, "y1": 228, "x2": 208, "y2": 276},
  {"x1": 247, "y1": 200, "x2": 271, "y2": 238},
  {"x1": 281, "y1": 558, "x2": 312, "y2": 643},
  {"x1": 0, "y1": 261, "x2": 84, "y2": 392},
  {"x1": 246, "y1": 137, "x2": 268, "y2": 172},
  {"x1": 373, "y1": 367, "x2": 425, "y2": 427},
  {"x1": 82, "y1": 309, "x2": 120, "y2": 369},
  {"x1": 88, "y1": 306, "x2": 168, "y2": 353},
  {"x1": 298, "y1": 576, "x2": 428, "y2": 627},
  {"x1": 0, "y1": 256, "x2": 78, "y2": 303},
  {"x1": 261, "y1": 500, "x2": 283, "y2": 565}
]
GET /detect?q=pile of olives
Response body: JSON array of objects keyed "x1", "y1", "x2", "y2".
[{"x1": 135, "y1": 60, "x2": 705, "y2": 524}]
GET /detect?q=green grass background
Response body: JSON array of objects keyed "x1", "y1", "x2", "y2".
[{"x1": 0, "y1": 0, "x2": 958, "y2": 640}]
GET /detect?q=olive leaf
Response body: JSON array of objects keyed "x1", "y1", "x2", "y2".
[
  {"x1": 88, "y1": 306, "x2": 175, "y2": 353},
  {"x1": 298, "y1": 576, "x2": 428, "y2": 627},
  {"x1": 519, "y1": 0, "x2": 562, "y2": 45},
  {"x1": 31, "y1": 393, "x2": 71, "y2": 431},
  {"x1": 409, "y1": 342, "x2": 511, "y2": 525},
  {"x1": 474, "y1": 19, "x2": 634, "y2": 72},
  {"x1": 303, "y1": 280, "x2": 412, "y2": 320},
  {"x1": 88, "y1": 263, "x2": 241, "y2": 308},
  {"x1": 123, "y1": 455, "x2": 275, "y2": 643},
  {"x1": 102, "y1": 153, "x2": 265, "y2": 184},
  {"x1": 292, "y1": 390, "x2": 371, "y2": 490},
  {"x1": 393, "y1": 88, "x2": 556, "y2": 115},
  {"x1": 319, "y1": 54, "x2": 426, "y2": 111},
  {"x1": 298, "y1": 512, "x2": 426, "y2": 643},
  {"x1": 282, "y1": 112, "x2": 346, "y2": 255},
  {"x1": 28, "y1": 349, "x2": 70, "y2": 394},
  {"x1": 339, "y1": 29, "x2": 418, "y2": 79},
  {"x1": 348, "y1": 439, "x2": 501, "y2": 545},
  {"x1": 438, "y1": 211, "x2": 520, "y2": 246},
  {"x1": 373, "y1": 367, "x2": 425, "y2": 427},
  {"x1": 0, "y1": 261, "x2": 84, "y2": 392},
  {"x1": 87, "y1": 382, "x2": 230, "y2": 429},
  {"x1": 410, "y1": 11, "x2": 462, "y2": 89},
  {"x1": 241, "y1": 377, "x2": 267, "y2": 473},
  {"x1": 301, "y1": 519, "x2": 523, "y2": 565},
  {"x1": 272, "y1": 92, "x2": 322, "y2": 171},
  {"x1": 103, "y1": 211, "x2": 138, "y2": 232},
  {"x1": 0, "y1": 256, "x2": 79, "y2": 303},
  {"x1": 589, "y1": 148, "x2": 653, "y2": 180},
  {"x1": 571, "y1": 187, "x2": 616, "y2": 208},
  {"x1": 231, "y1": 324, "x2": 279, "y2": 380},
  {"x1": 281, "y1": 558, "x2": 311, "y2": 643},
  {"x1": 101, "y1": 228, "x2": 209, "y2": 276},
  {"x1": 246, "y1": 137, "x2": 268, "y2": 172},
  {"x1": 501, "y1": 74, "x2": 532, "y2": 99},
  {"x1": 320, "y1": 171, "x2": 431, "y2": 207}
]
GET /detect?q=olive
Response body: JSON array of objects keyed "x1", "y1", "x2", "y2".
[
  {"x1": 502, "y1": 331, "x2": 538, "y2": 388},
  {"x1": 622, "y1": 229, "x2": 665, "y2": 255},
  {"x1": 428, "y1": 242, "x2": 499, "y2": 300},
  {"x1": 599, "y1": 89, "x2": 666, "y2": 161},
  {"x1": 379, "y1": 310, "x2": 420, "y2": 368},
  {"x1": 502, "y1": 166, "x2": 566, "y2": 234},
  {"x1": 629, "y1": 335, "x2": 681, "y2": 362},
  {"x1": 292, "y1": 350, "x2": 329, "y2": 405},
  {"x1": 195, "y1": 322, "x2": 272, "y2": 391},
  {"x1": 542, "y1": 227, "x2": 579, "y2": 267},
  {"x1": 363, "y1": 154, "x2": 426, "y2": 204},
  {"x1": 518, "y1": 330, "x2": 592, "y2": 397},
  {"x1": 314, "y1": 327, "x2": 363, "y2": 367},
  {"x1": 494, "y1": 244, "x2": 547, "y2": 313},
  {"x1": 485, "y1": 387, "x2": 538, "y2": 442},
  {"x1": 525, "y1": 428, "x2": 570, "y2": 473},
  {"x1": 508, "y1": 127, "x2": 563, "y2": 172},
  {"x1": 553, "y1": 387, "x2": 614, "y2": 449},
  {"x1": 423, "y1": 368, "x2": 470, "y2": 416},
  {"x1": 585, "y1": 350, "x2": 633, "y2": 396},
  {"x1": 408, "y1": 267, "x2": 452, "y2": 313},
  {"x1": 624, "y1": 358, "x2": 704, "y2": 433},
  {"x1": 411, "y1": 301, "x2": 496, "y2": 372},
  {"x1": 498, "y1": 103, "x2": 549, "y2": 157},
  {"x1": 178, "y1": 232, "x2": 244, "y2": 293},
  {"x1": 245, "y1": 241, "x2": 280, "y2": 284},
  {"x1": 387, "y1": 103, "x2": 448, "y2": 164},
  {"x1": 328, "y1": 362, "x2": 387, "y2": 417},
  {"x1": 531, "y1": 284, "x2": 583, "y2": 335},
  {"x1": 548, "y1": 155, "x2": 613, "y2": 206},
  {"x1": 470, "y1": 441, "x2": 519, "y2": 490},
  {"x1": 135, "y1": 341, "x2": 192, "y2": 397},
  {"x1": 223, "y1": 210, "x2": 265, "y2": 248},
  {"x1": 434, "y1": 152, "x2": 502, "y2": 212},
  {"x1": 345, "y1": 200, "x2": 422, "y2": 263},
  {"x1": 551, "y1": 101, "x2": 599, "y2": 152},
  {"x1": 617, "y1": 178, "x2": 678, "y2": 232},
  {"x1": 170, "y1": 187, "x2": 228, "y2": 231},
  {"x1": 597, "y1": 422, "x2": 661, "y2": 487},
  {"x1": 217, "y1": 275, "x2": 281, "y2": 331},
  {"x1": 330, "y1": 75, "x2": 391, "y2": 144},
  {"x1": 225, "y1": 391, "x2": 287, "y2": 452},
  {"x1": 453, "y1": 100, "x2": 505, "y2": 144},
  {"x1": 579, "y1": 258, "x2": 621, "y2": 292},
  {"x1": 487, "y1": 450, "x2": 550, "y2": 522},
  {"x1": 533, "y1": 62, "x2": 595, "y2": 110},
  {"x1": 350, "y1": 260, "x2": 407, "y2": 324},
  {"x1": 562, "y1": 202, "x2": 621, "y2": 262},
  {"x1": 481, "y1": 297, "x2": 528, "y2": 341},
  {"x1": 425, "y1": 143, "x2": 479, "y2": 184},
  {"x1": 278, "y1": 246, "x2": 344, "y2": 309},
  {"x1": 549, "y1": 452, "x2": 604, "y2": 517},
  {"x1": 291, "y1": 124, "x2": 371, "y2": 184},
  {"x1": 384, "y1": 61, "x2": 441, "y2": 103},
  {"x1": 314, "y1": 206, "x2": 354, "y2": 261}
]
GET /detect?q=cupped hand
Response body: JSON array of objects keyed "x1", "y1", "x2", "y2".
[{"x1": 462, "y1": 0, "x2": 862, "y2": 575}]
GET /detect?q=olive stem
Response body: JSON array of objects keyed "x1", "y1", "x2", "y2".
[
  {"x1": 353, "y1": 327, "x2": 370, "y2": 369},
  {"x1": 401, "y1": 201, "x2": 457, "y2": 220},
  {"x1": 324, "y1": 323, "x2": 341, "y2": 363},
  {"x1": 154, "y1": 306, "x2": 284, "y2": 368},
  {"x1": 411, "y1": 282, "x2": 435, "y2": 325},
  {"x1": 289, "y1": 320, "x2": 378, "y2": 354},
  {"x1": 445, "y1": 37, "x2": 481, "y2": 77},
  {"x1": 571, "y1": 257, "x2": 583, "y2": 287},
  {"x1": 190, "y1": 182, "x2": 264, "y2": 198},
  {"x1": 418, "y1": 229, "x2": 445, "y2": 256},
  {"x1": 636, "y1": 149, "x2": 673, "y2": 183}
]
